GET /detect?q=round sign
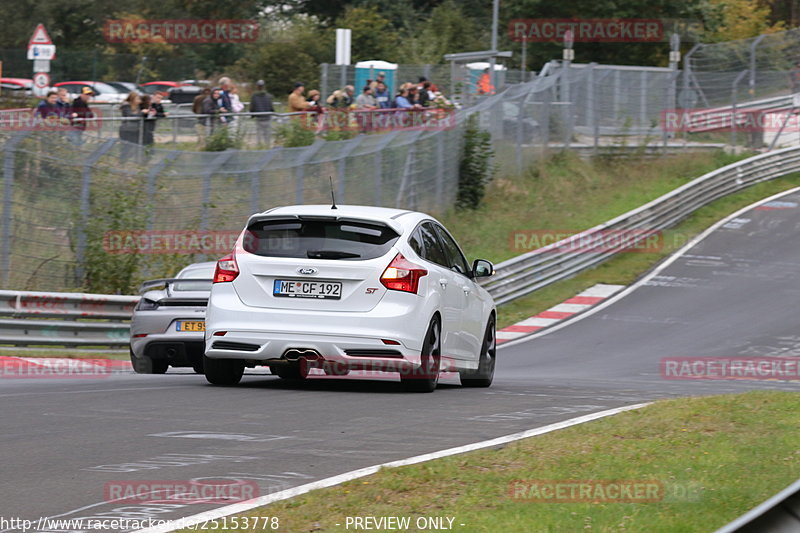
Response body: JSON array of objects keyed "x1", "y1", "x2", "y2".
[{"x1": 33, "y1": 72, "x2": 50, "y2": 89}]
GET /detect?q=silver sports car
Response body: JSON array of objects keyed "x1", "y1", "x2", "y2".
[{"x1": 130, "y1": 261, "x2": 215, "y2": 374}]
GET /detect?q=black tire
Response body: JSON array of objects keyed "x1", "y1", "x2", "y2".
[
  {"x1": 460, "y1": 316, "x2": 496, "y2": 388},
  {"x1": 203, "y1": 355, "x2": 244, "y2": 386},
  {"x1": 130, "y1": 348, "x2": 168, "y2": 374},
  {"x1": 402, "y1": 317, "x2": 441, "y2": 393}
]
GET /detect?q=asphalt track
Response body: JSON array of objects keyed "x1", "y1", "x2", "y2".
[{"x1": 2, "y1": 190, "x2": 800, "y2": 531}]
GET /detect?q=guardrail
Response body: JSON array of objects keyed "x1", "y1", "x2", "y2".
[
  {"x1": 715, "y1": 478, "x2": 800, "y2": 532},
  {"x1": 3, "y1": 146, "x2": 800, "y2": 345},
  {"x1": 481, "y1": 146, "x2": 800, "y2": 305},
  {"x1": 0, "y1": 291, "x2": 138, "y2": 347}
]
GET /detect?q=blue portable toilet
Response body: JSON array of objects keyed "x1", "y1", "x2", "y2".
[
  {"x1": 465, "y1": 62, "x2": 507, "y2": 93},
  {"x1": 354, "y1": 60, "x2": 398, "y2": 95}
]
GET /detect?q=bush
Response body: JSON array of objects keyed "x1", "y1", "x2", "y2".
[
  {"x1": 274, "y1": 118, "x2": 316, "y2": 147},
  {"x1": 204, "y1": 124, "x2": 243, "y2": 151},
  {"x1": 456, "y1": 114, "x2": 494, "y2": 210}
]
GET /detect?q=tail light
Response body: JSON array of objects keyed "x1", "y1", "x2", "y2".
[
  {"x1": 213, "y1": 253, "x2": 239, "y2": 283},
  {"x1": 380, "y1": 253, "x2": 427, "y2": 294}
]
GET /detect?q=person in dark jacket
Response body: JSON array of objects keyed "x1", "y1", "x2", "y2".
[
  {"x1": 202, "y1": 87, "x2": 228, "y2": 133},
  {"x1": 34, "y1": 92, "x2": 62, "y2": 125},
  {"x1": 68, "y1": 87, "x2": 95, "y2": 143},
  {"x1": 249, "y1": 80, "x2": 274, "y2": 147}
]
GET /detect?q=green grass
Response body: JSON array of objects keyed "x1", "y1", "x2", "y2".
[
  {"x1": 435, "y1": 150, "x2": 800, "y2": 329},
  {"x1": 205, "y1": 391, "x2": 799, "y2": 533}
]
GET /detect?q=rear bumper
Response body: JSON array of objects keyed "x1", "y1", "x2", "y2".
[{"x1": 204, "y1": 282, "x2": 435, "y2": 368}]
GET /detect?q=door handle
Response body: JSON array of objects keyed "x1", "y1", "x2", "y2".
[
  {"x1": 462, "y1": 286, "x2": 471, "y2": 294},
  {"x1": 439, "y1": 279, "x2": 448, "y2": 287}
]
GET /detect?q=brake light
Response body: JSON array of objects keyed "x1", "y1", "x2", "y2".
[
  {"x1": 380, "y1": 253, "x2": 427, "y2": 294},
  {"x1": 213, "y1": 253, "x2": 239, "y2": 283}
]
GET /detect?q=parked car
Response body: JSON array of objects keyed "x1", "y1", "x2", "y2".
[
  {"x1": 141, "y1": 81, "x2": 191, "y2": 95},
  {"x1": 167, "y1": 85, "x2": 203, "y2": 105},
  {"x1": 1, "y1": 77, "x2": 33, "y2": 95},
  {"x1": 203, "y1": 205, "x2": 496, "y2": 392},
  {"x1": 53, "y1": 81, "x2": 127, "y2": 104},
  {"x1": 106, "y1": 81, "x2": 142, "y2": 95},
  {"x1": 130, "y1": 261, "x2": 215, "y2": 374}
]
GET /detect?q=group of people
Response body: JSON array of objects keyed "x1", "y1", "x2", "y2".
[
  {"x1": 287, "y1": 72, "x2": 450, "y2": 114},
  {"x1": 118, "y1": 91, "x2": 167, "y2": 146},
  {"x1": 34, "y1": 86, "x2": 95, "y2": 140}
]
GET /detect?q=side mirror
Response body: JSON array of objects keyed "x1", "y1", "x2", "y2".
[{"x1": 472, "y1": 259, "x2": 494, "y2": 278}]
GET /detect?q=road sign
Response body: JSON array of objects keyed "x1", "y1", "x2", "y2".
[
  {"x1": 33, "y1": 72, "x2": 50, "y2": 88},
  {"x1": 27, "y1": 44, "x2": 56, "y2": 60},
  {"x1": 33, "y1": 59, "x2": 50, "y2": 72},
  {"x1": 29, "y1": 24, "x2": 52, "y2": 45}
]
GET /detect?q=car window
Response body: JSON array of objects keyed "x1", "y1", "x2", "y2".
[
  {"x1": 409, "y1": 229, "x2": 424, "y2": 257},
  {"x1": 243, "y1": 218, "x2": 399, "y2": 260},
  {"x1": 433, "y1": 224, "x2": 470, "y2": 276},
  {"x1": 418, "y1": 222, "x2": 449, "y2": 267}
]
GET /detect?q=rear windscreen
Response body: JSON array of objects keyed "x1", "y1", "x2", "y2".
[{"x1": 243, "y1": 219, "x2": 399, "y2": 260}]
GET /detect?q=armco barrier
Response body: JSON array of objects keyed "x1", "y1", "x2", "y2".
[
  {"x1": 715, "y1": 478, "x2": 800, "y2": 532},
  {"x1": 0, "y1": 291, "x2": 138, "y2": 347},
  {"x1": 481, "y1": 146, "x2": 800, "y2": 305}
]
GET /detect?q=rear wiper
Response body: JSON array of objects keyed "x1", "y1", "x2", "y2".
[{"x1": 306, "y1": 250, "x2": 361, "y2": 259}]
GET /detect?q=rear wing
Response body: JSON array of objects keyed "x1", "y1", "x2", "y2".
[{"x1": 137, "y1": 278, "x2": 212, "y2": 294}]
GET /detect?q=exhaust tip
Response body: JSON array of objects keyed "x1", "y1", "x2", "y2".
[{"x1": 283, "y1": 348, "x2": 321, "y2": 361}]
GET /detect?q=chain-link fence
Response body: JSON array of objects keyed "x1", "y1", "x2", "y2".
[
  {"x1": 0, "y1": 58, "x2": 702, "y2": 292},
  {"x1": 683, "y1": 28, "x2": 800, "y2": 108}
]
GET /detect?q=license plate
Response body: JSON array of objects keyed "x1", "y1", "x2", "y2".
[
  {"x1": 273, "y1": 279, "x2": 342, "y2": 300},
  {"x1": 176, "y1": 320, "x2": 205, "y2": 332}
]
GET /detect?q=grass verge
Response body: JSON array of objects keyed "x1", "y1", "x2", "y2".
[
  {"x1": 211, "y1": 391, "x2": 799, "y2": 533},
  {"x1": 436, "y1": 150, "x2": 800, "y2": 329}
]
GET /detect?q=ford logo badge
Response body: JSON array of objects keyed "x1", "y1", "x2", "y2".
[{"x1": 297, "y1": 267, "x2": 318, "y2": 275}]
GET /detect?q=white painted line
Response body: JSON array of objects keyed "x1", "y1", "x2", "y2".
[
  {"x1": 547, "y1": 303, "x2": 591, "y2": 314},
  {"x1": 517, "y1": 317, "x2": 560, "y2": 327},
  {"x1": 497, "y1": 331, "x2": 525, "y2": 340},
  {"x1": 133, "y1": 402, "x2": 651, "y2": 533},
  {"x1": 498, "y1": 186, "x2": 800, "y2": 349},
  {"x1": 579, "y1": 284, "x2": 625, "y2": 298}
]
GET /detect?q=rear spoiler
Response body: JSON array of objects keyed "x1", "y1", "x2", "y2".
[
  {"x1": 138, "y1": 278, "x2": 212, "y2": 294},
  {"x1": 246, "y1": 214, "x2": 405, "y2": 235}
]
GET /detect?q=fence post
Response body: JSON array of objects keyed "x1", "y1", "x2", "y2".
[
  {"x1": 749, "y1": 34, "x2": 767, "y2": 98},
  {"x1": 76, "y1": 139, "x2": 117, "y2": 285},
  {"x1": 200, "y1": 150, "x2": 236, "y2": 231},
  {"x1": 335, "y1": 136, "x2": 366, "y2": 204},
  {"x1": 371, "y1": 131, "x2": 400, "y2": 206},
  {"x1": 294, "y1": 139, "x2": 326, "y2": 205},
  {"x1": 396, "y1": 131, "x2": 423, "y2": 209},
  {"x1": 436, "y1": 132, "x2": 445, "y2": 207},
  {"x1": 561, "y1": 61, "x2": 572, "y2": 148},
  {"x1": 587, "y1": 63, "x2": 596, "y2": 152},
  {"x1": 250, "y1": 148, "x2": 282, "y2": 215},
  {"x1": 731, "y1": 70, "x2": 748, "y2": 150},
  {"x1": 1, "y1": 132, "x2": 29, "y2": 286},
  {"x1": 640, "y1": 69, "x2": 648, "y2": 129},
  {"x1": 145, "y1": 151, "x2": 180, "y2": 230},
  {"x1": 321, "y1": 63, "x2": 329, "y2": 104}
]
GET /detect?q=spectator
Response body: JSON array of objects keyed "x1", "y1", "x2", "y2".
[
  {"x1": 342, "y1": 85, "x2": 355, "y2": 107},
  {"x1": 202, "y1": 87, "x2": 228, "y2": 132},
  {"x1": 229, "y1": 85, "x2": 245, "y2": 113},
  {"x1": 369, "y1": 71, "x2": 387, "y2": 91},
  {"x1": 422, "y1": 81, "x2": 436, "y2": 103},
  {"x1": 141, "y1": 94, "x2": 158, "y2": 146},
  {"x1": 355, "y1": 86, "x2": 377, "y2": 109},
  {"x1": 327, "y1": 89, "x2": 346, "y2": 108},
  {"x1": 250, "y1": 80, "x2": 274, "y2": 147},
  {"x1": 218, "y1": 76, "x2": 234, "y2": 113},
  {"x1": 407, "y1": 85, "x2": 422, "y2": 106},
  {"x1": 192, "y1": 87, "x2": 211, "y2": 146},
  {"x1": 288, "y1": 82, "x2": 309, "y2": 113},
  {"x1": 394, "y1": 87, "x2": 413, "y2": 109},
  {"x1": 34, "y1": 92, "x2": 62, "y2": 124},
  {"x1": 118, "y1": 92, "x2": 146, "y2": 160},
  {"x1": 150, "y1": 92, "x2": 167, "y2": 118},
  {"x1": 56, "y1": 87, "x2": 71, "y2": 114},
  {"x1": 307, "y1": 90, "x2": 323, "y2": 111},
  {"x1": 69, "y1": 87, "x2": 95, "y2": 143},
  {"x1": 374, "y1": 81, "x2": 392, "y2": 109}
]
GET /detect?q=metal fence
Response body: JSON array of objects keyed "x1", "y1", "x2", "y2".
[
  {"x1": 0, "y1": 59, "x2": 729, "y2": 293},
  {"x1": 683, "y1": 28, "x2": 800, "y2": 109}
]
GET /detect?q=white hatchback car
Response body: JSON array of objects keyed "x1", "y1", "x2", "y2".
[{"x1": 203, "y1": 204, "x2": 496, "y2": 392}]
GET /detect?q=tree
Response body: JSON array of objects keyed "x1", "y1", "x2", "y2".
[
  {"x1": 701, "y1": 0, "x2": 785, "y2": 42},
  {"x1": 333, "y1": 6, "x2": 402, "y2": 63}
]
